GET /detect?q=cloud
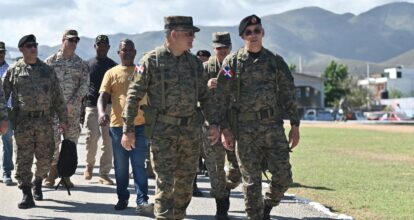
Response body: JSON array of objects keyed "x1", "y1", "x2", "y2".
[{"x1": 1, "y1": 0, "x2": 413, "y2": 47}]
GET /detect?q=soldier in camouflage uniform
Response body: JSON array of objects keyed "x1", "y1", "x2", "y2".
[
  {"x1": 44, "y1": 30, "x2": 89, "y2": 188},
  {"x1": 210, "y1": 15, "x2": 301, "y2": 220},
  {"x1": 201, "y1": 32, "x2": 241, "y2": 219},
  {"x1": 121, "y1": 16, "x2": 213, "y2": 220},
  {"x1": 2, "y1": 35, "x2": 68, "y2": 209}
]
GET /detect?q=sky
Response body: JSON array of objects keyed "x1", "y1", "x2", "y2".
[{"x1": 1, "y1": 0, "x2": 414, "y2": 47}]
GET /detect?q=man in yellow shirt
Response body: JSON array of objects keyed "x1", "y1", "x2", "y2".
[{"x1": 97, "y1": 39, "x2": 153, "y2": 216}]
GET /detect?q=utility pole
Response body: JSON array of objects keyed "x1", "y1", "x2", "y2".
[{"x1": 366, "y1": 63, "x2": 370, "y2": 110}]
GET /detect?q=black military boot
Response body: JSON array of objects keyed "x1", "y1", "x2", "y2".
[
  {"x1": 32, "y1": 177, "x2": 43, "y2": 201},
  {"x1": 215, "y1": 194, "x2": 230, "y2": 220},
  {"x1": 263, "y1": 204, "x2": 273, "y2": 220},
  {"x1": 18, "y1": 186, "x2": 35, "y2": 209}
]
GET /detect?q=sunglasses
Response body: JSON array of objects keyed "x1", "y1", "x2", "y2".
[
  {"x1": 216, "y1": 46, "x2": 230, "y2": 50},
  {"x1": 24, "y1": 43, "x2": 38, "y2": 49},
  {"x1": 67, "y1": 38, "x2": 79, "y2": 43},
  {"x1": 176, "y1": 30, "x2": 195, "y2": 37},
  {"x1": 244, "y1": 28, "x2": 262, "y2": 37}
]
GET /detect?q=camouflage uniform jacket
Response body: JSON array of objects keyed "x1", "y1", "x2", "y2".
[
  {"x1": 201, "y1": 55, "x2": 222, "y2": 123},
  {"x1": 45, "y1": 50, "x2": 89, "y2": 105},
  {"x1": 212, "y1": 46, "x2": 300, "y2": 128},
  {"x1": 0, "y1": 79, "x2": 8, "y2": 121},
  {"x1": 2, "y1": 58, "x2": 68, "y2": 123},
  {"x1": 123, "y1": 44, "x2": 213, "y2": 133}
]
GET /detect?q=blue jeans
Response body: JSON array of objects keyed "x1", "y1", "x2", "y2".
[
  {"x1": 110, "y1": 126, "x2": 149, "y2": 205},
  {"x1": 2, "y1": 122, "x2": 14, "y2": 175}
]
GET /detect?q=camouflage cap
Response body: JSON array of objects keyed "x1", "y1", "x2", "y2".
[
  {"x1": 164, "y1": 16, "x2": 200, "y2": 32},
  {"x1": 239, "y1": 14, "x2": 262, "y2": 36},
  {"x1": 18, "y1": 34, "x2": 36, "y2": 48},
  {"x1": 0, "y1": 41, "x2": 6, "y2": 51},
  {"x1": 212, "y1": 32, "x2": 231, "y2": 48},
  {"x1": 63, "y1": 29, "x2": 80, "y2": 40},
  {"x1": 95, "y1": 35, "x2": 109, "y2": 44}
]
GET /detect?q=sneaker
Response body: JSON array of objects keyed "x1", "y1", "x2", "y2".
[
  {"x1": 114, "y1": 200, "x2": 128, "y2": 210},
  {"x1": 3, "y1": 173, "x2": 13, "y2": 186},
  {"x1": 98, "y1": 175, "x2": 114, "y2": 185},
  {"x1": 135, "y1": 202, "x2": 154, "y2": 216}
]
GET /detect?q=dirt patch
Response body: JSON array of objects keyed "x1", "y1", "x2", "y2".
[
  {"x1": 300, "y1": 122, "x2": 414, "y2": 133},
  {"x1": 334, "y1": 148, "x2": 414, "y2": 165}
]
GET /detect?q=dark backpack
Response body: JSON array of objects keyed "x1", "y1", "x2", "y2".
[{"x1": 55, "y1": 139, "x2": 78, "y2": 195}]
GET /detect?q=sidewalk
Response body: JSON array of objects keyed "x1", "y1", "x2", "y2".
[{"x1": 0, "y1": 131, "x2": 351, "y2": 219}]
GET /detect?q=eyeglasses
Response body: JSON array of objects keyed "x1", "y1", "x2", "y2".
[
  {"x1": 244, "y1": 28, "x2": 262, "y2": 37},
  {"x1": 24, "y1": 43, "x2": 38, "y2": 49},
  {"x1": 67, "y1": 38, "x2": 79, "y2": 43},
  {"x1": 176, "y1": 30, "x2": 195, "y2": 37}
]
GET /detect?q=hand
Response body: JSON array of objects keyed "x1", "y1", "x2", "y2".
[
  {"x1": 0, "y1": 120, "x2": 9, "y2": 135},
  {"x1": 208, "y1": 124, "x2": 220, "y2": 145},
  {"x1": 67, "y1": 103, "x2": 74, "y2": 115},
  {"x1": 221, "y1": 128, "x2": 235, "y2": 151},
  {"x1": 207, "y1": 78, "x2": 217, "y2": 90},
  {"x1": 57, "y1": 122, "x2": 68, "y2": 134},
  {"x1": 121, "y1": 132, "x2": 135, "y2": 151},
  {"x1": 98, "y1": 113, "x2": 110, "y2": 127},
  {"x1": 289, "y1": 125, "x2": 300, "y2": 150}
]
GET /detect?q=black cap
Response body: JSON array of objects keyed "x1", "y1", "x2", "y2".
[
  {"x1": 18, "y1": 34, "x2": 36, "y2": 48},
  {"x1": 0, "y1": 42, "x2": 6, "y2": 51},
  {"x1": 239, "y1": 14, "x2": 261, "y2": 36},
  {"x1": 196, "y1": 50, "x2": 211, "y2": 58},
  {"x1": 95, "y1": 35, "x2": 109, "y2": 44}
]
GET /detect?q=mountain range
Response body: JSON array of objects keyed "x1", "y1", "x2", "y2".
[{"x1": 5, "y1": 2, "x2": 414, "y2": 77}]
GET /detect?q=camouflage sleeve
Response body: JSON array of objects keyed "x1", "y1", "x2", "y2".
[
  {"x1": 0, "y1": 79, "x2": 8, "y2": 121},
  {"x1": 68, "y1": 61, "x2": 89, "y2": 104},
  {"x1": 197, "y1": 58, "x2": 212, "y2": 113},
  {"x1": 50, "y1": 68, "x2": 68, "y2": 124},
  {"x1": 275, "y1": 56, "x2": 300, "y2": 126},
  {"x1": 122, "y1": 57, "x2": 151, "y2": 133},
  {"x1": 208, "y1": 54, "x2": 235, "y2": 129},
  {"x1": 2, "y1": 68, "x2": 12, "y2": 106}
]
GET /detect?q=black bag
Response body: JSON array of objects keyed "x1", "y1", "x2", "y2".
[{"x1": 55, "y1": 139, "x2": 78, "y2": 195}]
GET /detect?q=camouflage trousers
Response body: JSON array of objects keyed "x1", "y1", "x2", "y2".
[
  {"x1": 236, "y1": 122, "x2": 292, "y2": 220},
  {"x1": 201, "y1": 125, "x2": 241, "y2": 199},
  {"x1": 150, "y1": 122, "x2": 200, "y2": 220},
  {"x1": 14, "y1": 117, "x2": 55, "y2": 188},
  {"x1": 51, "y1": 114, "x2": 81, "y2": 166}
]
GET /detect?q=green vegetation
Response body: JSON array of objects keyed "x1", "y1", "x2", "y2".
[
  {"x1": 323, "y1": 61, "x2": 349, "y2": 107},
  {"x1": 286, "y1": 126, "x2": 414, "y2": 220}
]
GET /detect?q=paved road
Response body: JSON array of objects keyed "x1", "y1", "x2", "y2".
[{"x1": 0, "y1": 130, "x2": 352, "y2": 219}]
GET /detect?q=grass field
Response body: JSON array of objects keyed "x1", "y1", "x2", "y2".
[{"x1": 286, "y1": 123, "x2": 414, "y2": 220}]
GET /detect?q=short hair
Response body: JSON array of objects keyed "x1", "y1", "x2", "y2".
[
  {"x1": 165, "y1": 29, "x2": 172, "y2": 38},
  {"x1": 118, "y1": 39, "x2": 135, "y2": 50}
]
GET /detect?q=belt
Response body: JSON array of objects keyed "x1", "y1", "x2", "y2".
[
  {"x1": 157, "y1": 114, "x2": 192, "y2": 126},
  {"x1": 238, "y1": 108, "x2": 275, "y2": 122},
  {"x1": 19, "y1": 110, "x2": 51, "y2": 119}
]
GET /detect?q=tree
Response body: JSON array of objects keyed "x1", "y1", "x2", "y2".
[
  {"x1": 323, "y1": 61, "x2": 349, "y2": 107},
  {"x1": 342, "y1": 76, "x2": 373, "y2": 109},
  {"x1": 389, "y1": 89, "x2": 404, "y2": 98},
  {"x1": 289, "y1": 63, "x2": 297, "y2": 72}
]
